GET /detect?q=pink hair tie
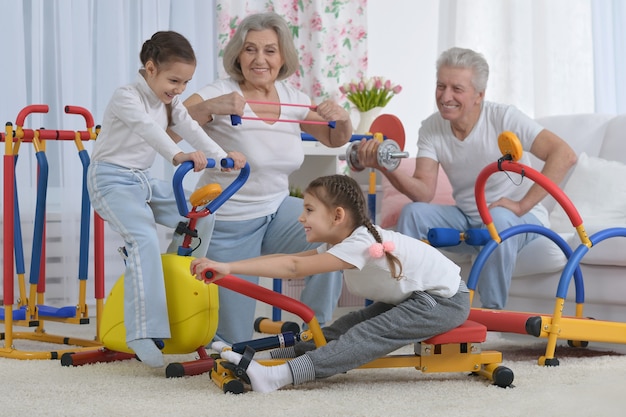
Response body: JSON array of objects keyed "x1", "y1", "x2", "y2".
[{"x1": 369, "y1": 241, "x2": 396, "y2": 258}]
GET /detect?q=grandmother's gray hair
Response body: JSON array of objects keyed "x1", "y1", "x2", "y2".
[
  {"x1": 436, "y1": 47, "x2": 489, "y2": 93},
  {"x1": 222, "y1": 12, "x2": 299, "y2": 82}
]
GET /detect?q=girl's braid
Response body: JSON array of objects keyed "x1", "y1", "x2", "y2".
[{"x1": 306, "y1": 175, "x2": 403, "y2": 279}]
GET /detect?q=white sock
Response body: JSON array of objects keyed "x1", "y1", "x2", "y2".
[
  {"x1": 220, "y1": 350, "x2": 293, "y2": 393},
  {"x1": 127, "y1": 339, "x2": 164, "y2": 368},
  {"x1": 211, "y1": 341, "x2": 231, "y2": 352},
  {"x1": 211, "y1": 341, "x2": 272, "y2": 359}
]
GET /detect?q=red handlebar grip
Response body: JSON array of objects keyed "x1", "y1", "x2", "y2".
[
  {"x1": 65, "y1": 105, "x2": 95, "y2": 128},
  {"x1": 16, "y1": 104, "x2": 49, "y2": 126}
]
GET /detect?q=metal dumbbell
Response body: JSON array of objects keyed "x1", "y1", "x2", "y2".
[{"x1": 344, "y1": 139, "x2": 409, "y2": 172}]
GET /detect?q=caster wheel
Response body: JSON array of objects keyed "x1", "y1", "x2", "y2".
[
  {"x1": 166, "y1": 363, "x2": 185, "y2": 378},
  {"x1": 492, "y1": 366, "x2": 514, "y2": 388},
  {"x1": 567, "y1": 340, "x2": 589, "y2": 348},
  {"x1": 222, "y1": 379, "x2": 245, "y2": 394}
]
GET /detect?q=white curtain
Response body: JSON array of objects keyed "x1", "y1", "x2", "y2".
[
  {"x1": 437, "y1": 0, "x2": 595, "y2": 118},
  {"x1": 591, "y1": 0, "x2": 626, "y2": 114},
  {"x1": 0, "y1": 0, "x2": 216, "y2": 306}
]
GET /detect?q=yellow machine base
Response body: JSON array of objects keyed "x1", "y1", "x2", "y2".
[{"x1": 99, "y1": 254, "x2": 218, "y2": 354}]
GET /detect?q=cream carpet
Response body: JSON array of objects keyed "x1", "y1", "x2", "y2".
[{"x1": 1, "y1": 319, "x2": 625, "y2": 417}]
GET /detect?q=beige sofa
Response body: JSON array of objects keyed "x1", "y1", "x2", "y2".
[{"x1": 381, "y1": 113, "x2": 626, "y2": 322}]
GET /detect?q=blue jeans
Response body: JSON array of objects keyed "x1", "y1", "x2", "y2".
[
  {"x1": 87, "y1": 161, "x2": 188, "y2": 342},
  {"x1": 207, "y1": 196, "x2": 343, "y2": 344},
  {"x1": 397, "y1": 203, "x2": 541, "y2": 309}
]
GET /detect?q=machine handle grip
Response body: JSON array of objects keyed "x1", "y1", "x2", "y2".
[
  {"x1": 172, "y1": 158, "x2": 250, "y2": 217},
  {"x1": 201, "y1": 268, "x2": 217, "y2": 284},
  {"x1": 16, "y1": 104, "x2": 49, "y2": 126},
  {"x1": 65, "y1": 105, "x2": 95, "y2": 128}
]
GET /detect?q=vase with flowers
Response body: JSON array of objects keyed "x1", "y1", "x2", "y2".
[{"x1": 339, "y1": 76, "x2": 402, "y2": 134}]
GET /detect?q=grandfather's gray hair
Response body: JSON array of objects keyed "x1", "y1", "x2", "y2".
[
  {"x1": 436, "y1": 47, "x2": 489, "y2": 93},
  {"x1": 222, "y1": 12, "x2": 299, "y2": 82}
]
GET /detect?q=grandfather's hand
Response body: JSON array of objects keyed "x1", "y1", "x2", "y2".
[
  {"x1": 356, "y1": 137, "x2": 382, "y2": 169},
  {"x1": 488, "y1": 197, "x2": 526, "y2": 217}
]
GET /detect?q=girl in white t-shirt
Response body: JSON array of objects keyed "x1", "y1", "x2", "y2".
[{"x1": 190, "y1": 174, "x2": 469, "y2": 393}]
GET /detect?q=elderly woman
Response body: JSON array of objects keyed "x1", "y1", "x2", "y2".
[{"x1": 183, "y1": 12, "x2": 353, "y2": 344}]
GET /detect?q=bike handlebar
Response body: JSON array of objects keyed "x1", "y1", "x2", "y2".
[
  {"x1": 16, "y1": 104, "x2": 49, "y2": 126},
  {"x1": 172, "y1": 158, "x2": 250, "y2": 217},
  {"x1": 65, "y1": 105, "x2": 95, "y2": 128}
]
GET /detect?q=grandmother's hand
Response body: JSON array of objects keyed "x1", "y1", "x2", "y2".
[
  {"x1": 315, "y1": 99, "x2": 350, "y2": 122},
  {"x1": 213, "y1": 92, "x2": 246, "y2": 116}
]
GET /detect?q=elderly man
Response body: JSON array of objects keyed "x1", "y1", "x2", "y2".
[{"x1": 358, "y1": 47, "x2": 576, "y2": 309}]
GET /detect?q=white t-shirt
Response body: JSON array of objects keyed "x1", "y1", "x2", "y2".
[
  {"x1": 92, "y1": 71, "x2": 227, "y2": 170},
  {"x1": 319, "y1": 226, "x2": 462, "y2": 304},
  {"x1": 194, "y1": 78, "x2": 312, "y2": 221},
  {"x1": 417, "y1": 101, "x2": 549, "y2": 225}
]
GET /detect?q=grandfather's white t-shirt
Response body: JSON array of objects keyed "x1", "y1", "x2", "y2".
[
  {"x1": 319, "y1": 226, "x2": 462, "y2": 305},
  {"x1": 417, "y1": 101, "x2": 549, "y2": 225}
]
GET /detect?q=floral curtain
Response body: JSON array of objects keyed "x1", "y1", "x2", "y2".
[{"x1": 215, "y1": 0, "x2": 368, "y2": 107}]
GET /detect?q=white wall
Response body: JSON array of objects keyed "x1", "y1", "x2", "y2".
[{"x1": 368, "y1": 0, "x2": 440, "y2": 156}]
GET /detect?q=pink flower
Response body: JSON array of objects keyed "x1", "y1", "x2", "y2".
[{"x1": 340, "y1": 75, "x2": 403, "y2": 112}]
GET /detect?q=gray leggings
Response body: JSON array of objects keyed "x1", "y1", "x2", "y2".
[{"x1": 287, "y1": 283, "x2": 470, "y2": 382}]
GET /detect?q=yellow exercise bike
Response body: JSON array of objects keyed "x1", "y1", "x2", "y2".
[{"x1": 61, "y1": 158, "x2": 249, "y2": 376}]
